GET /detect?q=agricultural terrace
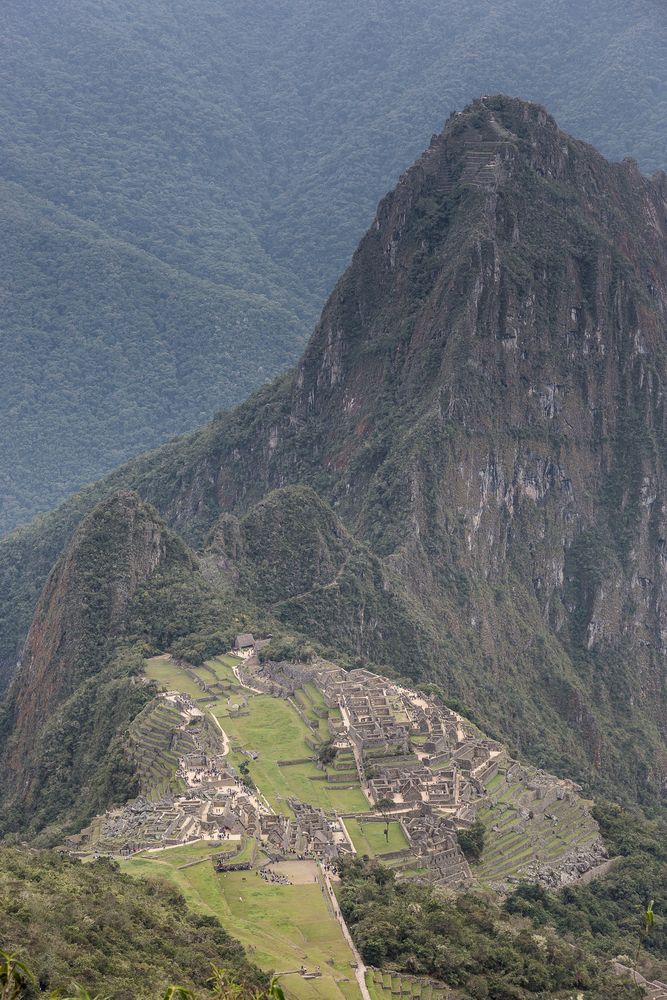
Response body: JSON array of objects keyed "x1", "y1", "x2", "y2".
[
  {"x1": 145, "y1": 655, "x2": 368, "y2": 817},
  {"x1": 145, "y1": 655, "x2": 207, "y2": 699},
  {"x1": 365, "y1": 970, "x2": 447, "y2": 1000},
  {"x1": 120, "y1": 845, "x2": 360, "y2": 1000},
  {"x1": 475, "y1": 770, "x2": 599, "y2": 886}
]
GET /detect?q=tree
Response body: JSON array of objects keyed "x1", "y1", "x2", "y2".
[
  {"x1": 317, "y1": 740, "x2": 336, "y2": 766},
  {"x1": 457, "y1": 819, "x2": 485, "y2": 862},
  {"x1": 375, "y1": 798, "x2": 395, "y2": 844}
]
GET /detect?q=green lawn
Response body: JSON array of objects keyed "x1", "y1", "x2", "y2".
[
  {"x1": 121, "y1": 852, "x2": 360, "y2": 1000},
  {"x1": 345, "y1": 819, "x2": 409, "y2": 857},
  {"x1": 122, "y1": 839, "x2": 234, "y2": 871},
  {"x1": 145, "y1": 655, "x2": 206, "y2": 699},
  {"x1": 119, "y1": 838, "x2": 257, "y2": 876},
  {"x1": 303, "y1": 682, "x2": 328, "y2": 710},
  {"x1": 206, "y1": 655, "x2": 246, "y2": 681},
  {"x1": 213, "y1": 692, "x2": 368, "y2": 816}
]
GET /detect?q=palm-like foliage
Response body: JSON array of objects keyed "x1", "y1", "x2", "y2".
[{"x1": 0, "y1": 950, "x2": 35, "y2": 1000}]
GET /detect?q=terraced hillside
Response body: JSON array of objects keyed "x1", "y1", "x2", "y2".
[
  {"x1": 128, "y1": 698, "x2": 188, "y2": 800},
  {"x1": 365, "y1": 969, "x2": 448, "y2": 1000},
  {"x1": 475, "y1": 767, "x2": 601, "y2": 887}
]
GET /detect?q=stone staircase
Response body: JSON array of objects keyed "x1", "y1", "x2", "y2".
[
  {"x1": 612, "y1": 964, "x2": 667, "y2": 999},
  {"x1": 459, "y1": 140, "x2": 502, "y2": 188}
]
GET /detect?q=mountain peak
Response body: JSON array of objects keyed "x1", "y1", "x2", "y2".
[
  {"x1": 0, "y1": 491, "x2": 192, "y2": 775},
  {"x1": 1, "y1": 100, "x2": 666, "y2": 805},
  {"x1": 292, "y1": 92, "x2": 667, "y2": 439}
]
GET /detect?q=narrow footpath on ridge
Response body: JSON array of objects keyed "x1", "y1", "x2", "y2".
[{"x1": 270, "y1": 553, "x2": 352, "y2": 611}]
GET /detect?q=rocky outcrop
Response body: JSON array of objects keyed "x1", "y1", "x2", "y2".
[{"x1": 0, "y1": 491, "x2": 195, "y2": 832}]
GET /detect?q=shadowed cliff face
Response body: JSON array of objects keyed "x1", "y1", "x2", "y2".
[
  {"x1": 1, "y1": 97, "x2": 666, "y2": 801},
  {"x1": 1, "y1": 491, "x2": 192, "y2": 786}
]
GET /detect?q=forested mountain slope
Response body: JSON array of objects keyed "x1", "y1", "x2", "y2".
[
  {"x1": 2, "y1": 0, "x2": 667, "y2": 532},
  {"x1": 0, "y1": 847, "x2": 266, "y2": 999},
  {"x1": 1, "y1": 98, "x2": 666, "y2": 814}
]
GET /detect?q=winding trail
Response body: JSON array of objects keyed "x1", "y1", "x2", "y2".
[
  {"x1": 270, "y1": 553, "x2": 352, "y2": 610},
  {"x1": 232, "y1": 663, "x2": 263, "y2": 694}
]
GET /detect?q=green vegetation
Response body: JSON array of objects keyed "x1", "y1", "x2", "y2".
[
  {"x1": 456, "y1": 820, "x2": 485, "y2": 863},
  {"x1": 120, "y1": 850, "x2": 359, "y2": 1000},
  {"x1": 217, "y1": 694, "x2": 368, "y2": 815},
  {"x1": 145, "y1": 657, "x2": 206, "y2": 700},
  {"x1": 505, "y1": 802, "x2": 667, "y2": 981},
  {"x1": 0, "y1": 491, "x2": 241, "y2": 844},
  {"x1": 337, "y1": 857, "x2": 641, "y2": 998},
  {"x1": 345, "y1": 821, "x2": 409, "y2": 858},
  {"x1": 147, "y1": 655, "x2": 369, "y2": 817},
  {"x1": 120, "y1": 839, "x2": 255, "y2": 876},
  {"x1": 0, "y1": 846, "x2": 266, "y2": 1000},
  {"x1": 0, "y1": 175, "x2": 305, "y2": 537}
]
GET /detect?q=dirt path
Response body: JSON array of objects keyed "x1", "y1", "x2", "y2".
[
  {"x1": 232, "y1": 663, "x2": 263, "y2": 694},
  {"x1": 209, "y1": 712, "x2": 230, "y2": 755},
  {"x1": 321, "y1": 867, "x2": 371, "y2": 1000}
]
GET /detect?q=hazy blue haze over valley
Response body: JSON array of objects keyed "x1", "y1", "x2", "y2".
[{"x1": 1, "y1": 0, "x2": 666, "y2": 533}]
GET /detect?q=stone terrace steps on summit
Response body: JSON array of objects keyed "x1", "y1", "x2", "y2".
[{"x1": 460, "y1": 139, "x2": 504, "y2": 187}]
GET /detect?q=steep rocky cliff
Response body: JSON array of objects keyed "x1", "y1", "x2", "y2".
[
  {"x1": 1, "y1": 96, "x2": 666, "y2": 807},
  {"x1": 0, "y1": 491, "x2": 196, "y2": 839}
]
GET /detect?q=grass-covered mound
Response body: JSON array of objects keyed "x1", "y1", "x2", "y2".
[{"x1": 0, "y1": 846, "x2": 267, "y2": 1000}]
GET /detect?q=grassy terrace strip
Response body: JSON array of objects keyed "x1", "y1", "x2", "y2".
[{"x1": 120, "y1": 846, "x2": 360, "y2": 1000}]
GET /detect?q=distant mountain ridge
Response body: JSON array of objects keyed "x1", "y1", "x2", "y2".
[
  {"x1": 1, "y1": 98, "x2": 666, "y2": 837},
  {"x1": 2, "y1": 0, "x2": 667, "y2": 532}
]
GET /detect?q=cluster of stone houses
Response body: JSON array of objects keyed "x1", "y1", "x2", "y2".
[
  {"x1": 69, "y1": 779, "x2": 265, "y2": 857},
  {"x1": 259, "y1": 800, "x2": 350, "y2": 861},
  {"x1": 401, "y1": 805, "x2": 473, "y2": 886},
  {"x1": 254, "y1": 659, "x2": 503, "y2": 818},
  {"x1": 68, "y1": 650, "x2": 601, "y2": 890},
  {"x1": 248, "y1": 659, "x2": 505, "y2": 886}
]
